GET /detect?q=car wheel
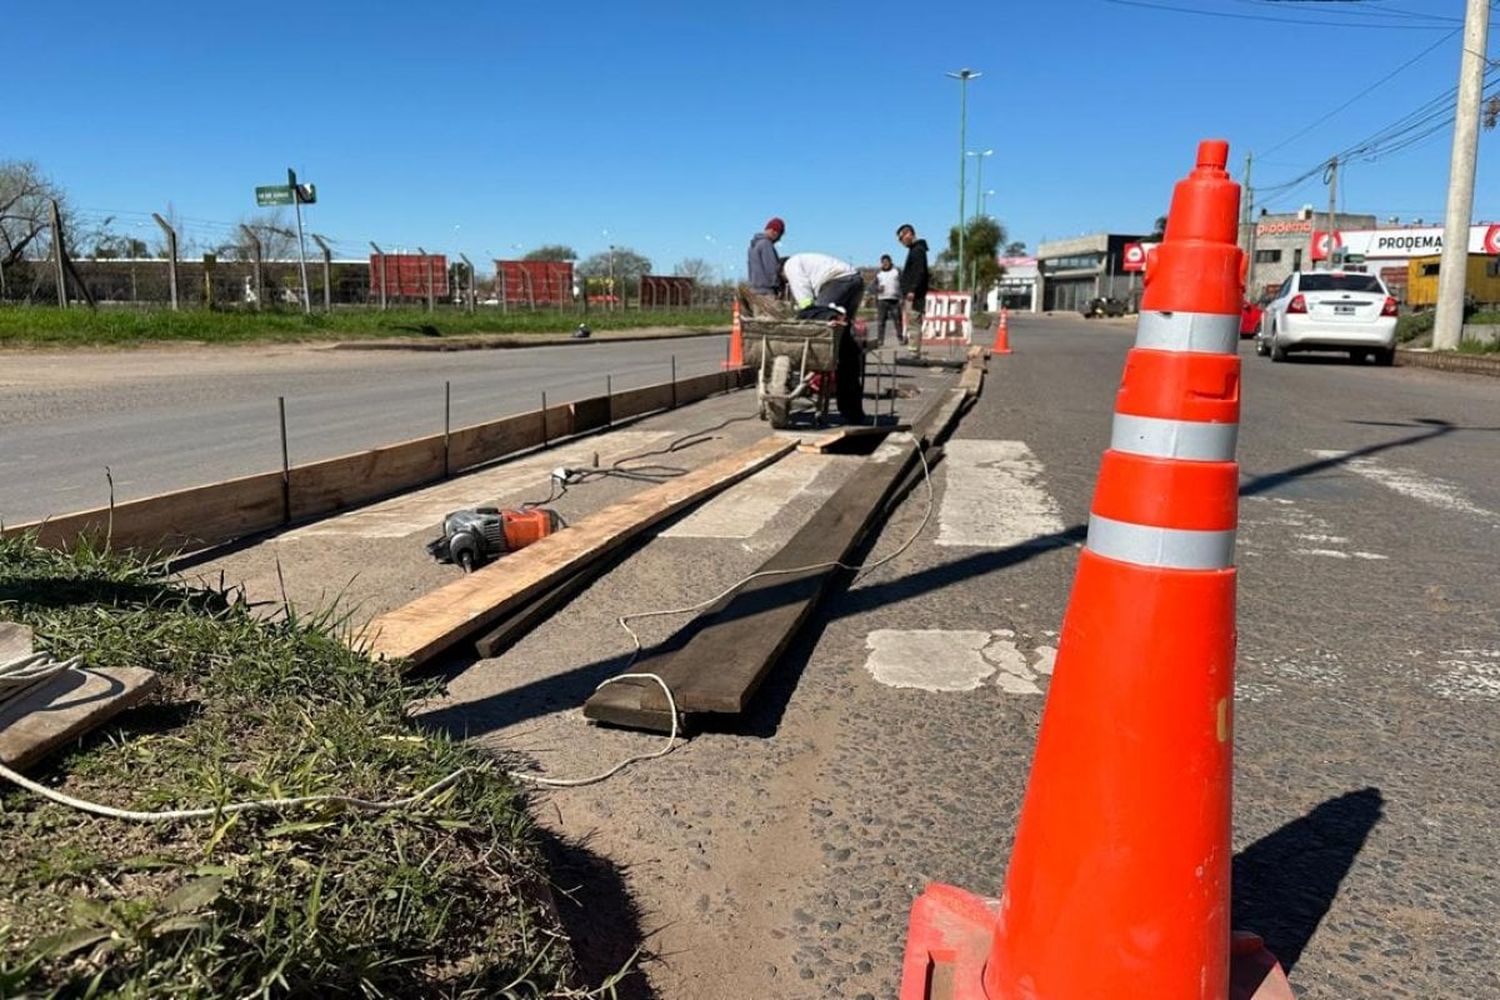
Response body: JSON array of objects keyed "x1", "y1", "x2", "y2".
[
  {"x1": 1374, "y1": 348, "x2": 1395, "y2": 367},
  {"x1": 1270, "y1": 339, "x2": 1288, "y2": 363},
  {"x1": 1350, "y1": 349, "x2": 1369, "y2": 364},
  {"x1": 1255, "y1": 337, "x2": 1269, "y2": 357}
]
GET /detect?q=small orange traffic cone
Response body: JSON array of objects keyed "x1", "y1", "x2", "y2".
[
  {"x1": 722, "y1": 298, "x2": 744, "y2": 369},
  {"x1": 990, "y1": 306, "x2": 1012, "y2": 355},
  {"x1": 897, "y1": 140, "x2": 1294, "y2": 1000}
]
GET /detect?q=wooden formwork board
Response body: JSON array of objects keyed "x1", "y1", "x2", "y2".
[
  {"x1": 0, "y1": 666, "x2": 160, "y2": 771},
  {"x1": 361, "y1": 437, "x2": 797, "y2": 669},
  {"x1": 584, "y1": 384, "x2": 976, "y2": 733}
]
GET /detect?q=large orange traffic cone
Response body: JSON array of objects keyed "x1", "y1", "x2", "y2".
[
  {"x1": 990, "y1": 306, "x2": 1012, "y2": 355},
  {"x1": 722, "y1": 298, "x2": 744, "y2": 369},
  {"x1": 897, "y1": 140, "x2": 1294, "y2": 1000}
]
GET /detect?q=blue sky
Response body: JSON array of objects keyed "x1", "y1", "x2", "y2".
[{"x1": 7, "y1": 0, "x2": 1497, "y2": 277}]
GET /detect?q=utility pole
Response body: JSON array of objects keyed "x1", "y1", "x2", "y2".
[
  {"x1": 1434, "y1": 0, "x2": 1492, "y2": 351},
  {"x1": 1324, "y1": 156, "x2": 1339, "y2": 268},
  {"x1": 1242, "y1": 151, "x2": 1257, "y2": 299},
  {"x1": 946, "y1": 69, "x2": 981, "y2": 294},
  {"x1": 968, "y1": 149, "x2": 993, "y2": 223}
]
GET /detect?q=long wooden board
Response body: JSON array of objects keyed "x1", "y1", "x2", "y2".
[
  {"x1": 361, "y1": 436, "x2": 797, "y2": 668},
  {"x1": 584, "y1": 385, "x2": 976, "y2": 732},
  {"x1": 0, "y1": 622, "x2": 33, "y2": 661},
  {"x1": 0, "y1": 666, "x2": 160, "y2": 770}
]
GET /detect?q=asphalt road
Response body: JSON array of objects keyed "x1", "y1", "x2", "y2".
[
  {"x1": 204, "y1": 314, "x2": 1500, "y2": 998},
  {"x1": 0, "y1": 334, "x2": 728, "y2": 523}
]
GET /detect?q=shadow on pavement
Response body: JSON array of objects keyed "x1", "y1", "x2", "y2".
[
  {"x1": 535, "y1": 825, "x2": 658, "y2": 999},
  {"x1": 415, "y1": 421, "x2": 1460, "y2": 742},
  {"x1": 1232, "y1": 787, "x2": 1385, "y2": 973}
]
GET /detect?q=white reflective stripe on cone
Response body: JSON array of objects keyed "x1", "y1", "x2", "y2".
[
  {"x1": 1109, "y1": 413, "x2": 1239, "y2": 462},
  {"x1": 1134, "y1": 311, "x2": 1239, "y2": 354},
  {"x1": 1086, "y1": 514, "x2": 1236, "y2": 570}
]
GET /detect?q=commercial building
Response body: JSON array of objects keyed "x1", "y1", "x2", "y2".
[
  {"x1": 1243, "y1": 209, "x2": 1377, "y2": 300},
  {"x1": 1034, "y1": 234, "x2": 1151, "y2": 313},
  {"x1": 989, "y1": 256, "x2": 1040, "y2": 312}
]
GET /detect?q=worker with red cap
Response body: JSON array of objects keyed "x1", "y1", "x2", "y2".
[{"x1": 747, "y1": 217, "x2": 785, "y2": 296}]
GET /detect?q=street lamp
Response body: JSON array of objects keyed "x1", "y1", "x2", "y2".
[
  {"x1": 981, "y1": 189, "x2": 997, "y2": 217},
  {"x1": 967, "y1": 149, "x2": 994, "y2": 223},
  {"x1": 946, "y1": 69, "x2": 982, "y2": 294}
]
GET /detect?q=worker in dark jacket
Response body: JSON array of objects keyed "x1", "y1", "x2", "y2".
[
  {"x1": 747, "y1": 217, "x2": 785, "y2": 296},
  {"x1": 896, "y1": 223, "x2": 930, "y2": 349}
]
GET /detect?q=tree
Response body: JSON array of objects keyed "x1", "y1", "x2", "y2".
[
  {"x1": 1002, "y1": 240, "x2": 1028, "y2": 257},
  {"x1": 217, "y1": 212, "x2": 297, "y2": 261},
  {"x1": 937, "y1": 216, "x2": 1007, "y2": 292},
  {"x1": 523, "y1": 244, "x2": 577, "y2": 261},
  {"x1": 674, "y1": 257, "x2": 715, "y2": 283},
  {"x1": 579, "y1": 246, "x2": 651, "y2": 296},
  {"x1": 0, "y1": 160, "x2": 67, "y2": 271},
  {"x1": 1150, "y1": 215, "x2": 1168, "y2": 240}
]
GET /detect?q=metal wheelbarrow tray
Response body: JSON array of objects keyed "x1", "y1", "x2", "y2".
[{"x1": 742, "y1": 317, "x2": 842, "y2": 429}]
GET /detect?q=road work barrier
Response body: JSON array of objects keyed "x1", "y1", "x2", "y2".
[
  {"x1": 897, "y1": 141, "x2": 1295, "y2": 1000},
  {"x1": 5, "y1": 367, "x2": 753, "y2": 556},
  {"x1": 920, "y1": 291, "x2": 973, "y2": 346}
]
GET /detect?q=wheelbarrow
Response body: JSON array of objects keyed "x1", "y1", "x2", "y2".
[{"x1": 742, "y1": 315, "x2": 842, "y2": 429}]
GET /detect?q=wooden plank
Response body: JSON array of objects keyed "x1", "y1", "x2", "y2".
[
  {"x1": 585, "y1": 388, "x2": 972, "y2": 732},
  {"x1": 610, "y1": 383, "x2": 676, "y2": 422},
  {"x1": 0, "y1": 622, "x2": 33, "y2": 661},
  {"x1": 472, "y1": 553, "x2": 619, "y2": 659},
  {"x1": 3, "y1": 471, "x2": 286, "y2": 554},
  {"x1": 791, "y1": 423, "x2": 911, "y2": 455},
  {"x1": 362, "y1": 437, "x2": 798, "y2": 668},
  {"x1": 0, "y1": 666, "x2": 160, "y2": 770},
  {"x1": 289, "y1": 434, "x2": 447, "y2": 522},
  {"x1": 571, "y1": 395, "x2": 612, "y2": 435},
  {"x1": 448, "y1": 411, "x2": 544, "y2": 472}
]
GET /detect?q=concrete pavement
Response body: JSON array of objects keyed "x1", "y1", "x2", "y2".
[{"x1": 0, "y1": 335, "x2": 729, "y2": 523}]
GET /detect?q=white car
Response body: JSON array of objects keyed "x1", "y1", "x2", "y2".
[{"x1": 1256, "y1": 270, "x2": 1399, "y2": 365}]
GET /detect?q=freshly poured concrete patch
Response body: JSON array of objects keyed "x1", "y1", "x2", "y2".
[
  {"x1": 863, "y1": 629, "x2": 996, "y2": 691},
  {"x1": 663, "y1": 452, "x2": 833, "y2": 539},
  {"x1": 863, "y1": 628, "x2": 1052, "y2": 695}
]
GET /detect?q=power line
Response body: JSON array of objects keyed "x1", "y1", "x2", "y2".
[{"x1": 1100, "y1": 0, "x2": 1465, "y2": 28}]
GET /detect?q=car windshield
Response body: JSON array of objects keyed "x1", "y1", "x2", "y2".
[{"x1": 1299, "y1": 273, "x2": 1382, "y2": 293}]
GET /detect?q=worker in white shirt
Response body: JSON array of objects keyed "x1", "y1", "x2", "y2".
[
  {"x1": 874, "y1": 253, "x2": 903, "y2": 344},
  {"x1": 779, "y1": 252, "x2": 867, "y2": 424}
]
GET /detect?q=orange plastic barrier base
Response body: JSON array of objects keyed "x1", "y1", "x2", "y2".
[{"x1": 898, "y1": 884, "x2": 1296, "y2": 1000}]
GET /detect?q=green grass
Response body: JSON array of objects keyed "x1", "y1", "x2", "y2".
[
  {"x1": 0, "y1": 535, "x2": 586, "y2": 998},
  {"x1": 0, "y1": 305, "x2": 730, "y2": 347},
  {"x1": 1397, "y1": 308, "x2": 1500, "y2": 347}
]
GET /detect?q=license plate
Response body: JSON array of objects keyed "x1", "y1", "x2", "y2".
[{"x1": 1334, "y1": 305, "x2": 1356, "y2": 315}]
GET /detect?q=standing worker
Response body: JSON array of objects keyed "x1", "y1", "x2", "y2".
[
  {"x1": 781, "y1": 252, "x2": 868, "y2": 424},
  {"x1": 896, "y1": 223, "x2": 930, "y2": 351},
  {"x1": 747, "y1": 217, "x2": 786, "y2": 297},
  {"x1": 874, "y1": 253, "x2": 904, "y2": 344}
]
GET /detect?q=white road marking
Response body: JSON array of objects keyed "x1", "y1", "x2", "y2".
[
  {"x1": 663, "y1": 452, "x2": 833, "y2": 539},
  {"x1": 1293, "y1": 548, "x2": 1351, "y2": 559},
  {"x1": 1310, "y1": 449, "x2": 1497, "y2": 521},
  {"x1": 1243, "y1": 496, "x2": 1386, "y2": 561},
  {"x1": 936, "y1": 440, "x2": 1066, "y2": 548},
  {"x1": 284, "y1": 430, "x2": 672, "y2": 539},
  {"x1": 1432, "y1": 650, "x2": 1500, "y2": 701}
]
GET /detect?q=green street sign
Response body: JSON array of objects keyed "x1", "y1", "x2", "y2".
[{"x1": 256, "y1": 185, "x2": 294, "y2": 207}]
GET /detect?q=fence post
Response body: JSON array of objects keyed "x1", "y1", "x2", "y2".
[
  {"x1": 460, "y1": 253, "x2": 475, "y2": 314},
  {"x1": 418, "y1": 246, "x2": 434, "y2": 313},
  {"x1": 49, "y1": 199, "x2": 68, "y2": 307},
  {"x1": 312, "y1": 234, "x2": 333, "y2": 313},
  {"x1": 370, "y1": 242, "x2": 387, "y2": 311},
  {"x1": 243, "y1": 226, "x2": 264, "y2": 310},
  {"x1": 152, "y1": 212, "x2": 179, "y2": 311},
  {"x1": 671, "y1": 354, "x2": 677, "y2": 409}
]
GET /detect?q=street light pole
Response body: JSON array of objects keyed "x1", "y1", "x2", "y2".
[
  {"x1": 981, "y1": 189, "x2": 996, "y2": 217},
  {"x1": 967, "y1": 149, "x2": 993, "y2": 222},
  {"x1": 946, "y1": 69, "x2": 981, "y2": 295}
]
